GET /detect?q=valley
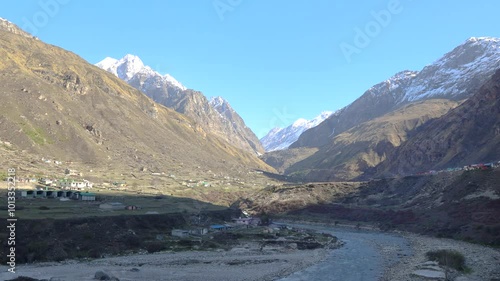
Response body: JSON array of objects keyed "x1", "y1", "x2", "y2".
[{"x1": 0, "y1": 10, "x2": 499, "y2": 281}]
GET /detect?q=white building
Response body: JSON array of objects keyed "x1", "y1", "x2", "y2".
[{"x1": 59, "y1": 179, "x2": 93, "y2": 190}]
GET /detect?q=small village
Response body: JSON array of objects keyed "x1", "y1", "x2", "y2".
[
  {"x1": 414, "y1": 161, "x2": 500, "y2": 176},
  {"x1": 15, "y1": 167, "x2": 97, "y2": 201}
]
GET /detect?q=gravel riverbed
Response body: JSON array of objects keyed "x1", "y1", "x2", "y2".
[{"x1": 1, "y1": 225, "x2": 499, "y2": 281}]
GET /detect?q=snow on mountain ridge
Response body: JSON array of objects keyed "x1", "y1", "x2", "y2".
[
  {"x1": 95, "y1": 57, "x2": 118, "y2": 70},
  {"x1": 96, "y1": 55, "x2": 187, "y2": 91},
  {"x1": 261, "y1": 111, "x2": 333, "y2": 152},
  {"x1": 403, "y1": 37, "x2": 500, "y2": 102}
]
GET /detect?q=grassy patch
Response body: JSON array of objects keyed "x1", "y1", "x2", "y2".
[
  {"x1": 426, "y1": 249, "x2": 467, "y2": 271},
  {"x1": 22, "y1": 124, "x2": 52, "y2": 145},
  {"x1": 0, "y1": 171, "x2": 7, "y2": 181}
]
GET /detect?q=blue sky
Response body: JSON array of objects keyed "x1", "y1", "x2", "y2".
[{"x1": 1, "y1": 0, "x2": 500, "y2": 138}]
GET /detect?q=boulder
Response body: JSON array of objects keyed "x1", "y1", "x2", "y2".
[
  {"x1": 411, "y1": 269, "x2": 446, "y2": 279},
  {"x1": 94, "y1": 271, "x2": 119, "y2": 281}
]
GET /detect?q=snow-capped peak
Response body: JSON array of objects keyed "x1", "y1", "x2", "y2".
[
  {"x1": 209, "y1": 96, "x2": 235, "y2": 119},
  {"x1": 116, "y1": 54, "x2": 145, "y2": 81},
  {"x1": 402, "y1": 36, "x2": 500, "y2": 102},
  {"x1": 164, "y1": 74, "x2": 186, "y2": 90},
  {"x1": 261, "y1": 111, "x2": 334, "y2": 152},
  {"x1": 467, "y1": 37, "x2": 500, "y2": 43},
  {"x1": 95, "y1": 57, "x2": 118, "y2": 71},
  {"x1": 292, "y1": 118, "x2": 308, "y2": 127},
  {"x1": 209, "y1": 96, "x2": 226, "y2": 107},
  {"x1": 95, "y1": 54, "x2": 187, "y2": 90},
  {"x1": 310, "y1": 111, "x2": 334, "y2": 126}
]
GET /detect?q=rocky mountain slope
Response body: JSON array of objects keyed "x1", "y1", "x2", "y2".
[
  {"x1": 0, "y1": 17, "x2": 36, "y2": 39},
  {"x1": 261, "y1": 111, "x2": 332, "y2": 152},
  {"x1": 0, "y1": 22, "x2": 271, "y2": 177},
  {"x1": 96, "y1": 55, "x2": 264, "y2": 155},
  {"x1": 209, "y1": 96, "x2": 264, "y2": 154},
  {"x1": 291, "y1": 37, "x2": 500, "y2": 149},
  {"x1": 263, "y1": 37, "x2": 500, "y2": 181},
  {"x1": 284, "y1": 99, "x2": 459, "y2": 181},
  {"x1": 374, "y1": 69, "x2": 500, "y2": 177}
]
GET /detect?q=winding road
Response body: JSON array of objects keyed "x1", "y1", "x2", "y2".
[{"x1": 279, "y1": 224, "x2": 412, "y2": 281}]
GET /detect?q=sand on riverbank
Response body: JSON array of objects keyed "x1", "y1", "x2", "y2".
[{"x1": 0, "y1": 247, "x2": 330, "y2": 281}]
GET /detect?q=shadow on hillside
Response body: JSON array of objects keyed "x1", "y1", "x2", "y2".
[
  {"x1": 0, "y1": 192, "x2": 239, "y2": 264},
  {"x1": 256, "y1": 169, "x2": 301, "y2": 183},
  {"x1": 259, "y1": 169, "x2": 500, "y2": 247}
]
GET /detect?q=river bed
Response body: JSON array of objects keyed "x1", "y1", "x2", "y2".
[{"x1": 279, "y1": 224, "x2": 412, "y2": 281}]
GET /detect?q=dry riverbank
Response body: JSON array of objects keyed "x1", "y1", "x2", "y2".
[
  {"x1": 2, "y1": 223, "x2": 499, "y2": 281},
  {"x1": 383, "y1": 232, "x2": 500, "y2": 281},
  {"x1": 0, "y1": 247, "x2": 331, "y2": 281}
]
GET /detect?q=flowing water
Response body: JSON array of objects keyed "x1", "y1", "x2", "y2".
[{"x1": 279, "y1": 225, "x2": 412, "y2": 281}]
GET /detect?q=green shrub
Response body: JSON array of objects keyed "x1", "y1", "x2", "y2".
[
  {"x1": 39, "y1": 206, "x2": 50, "y2": 210},
  {"x1": 426, "y1": 249, "x2": 466, "y2": 271}
]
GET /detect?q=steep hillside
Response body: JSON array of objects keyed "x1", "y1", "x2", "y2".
[
  {"x1": 209, "y1": 96, "x2": 264, "y2": 154},
  {"x1": 290, "y1": 71, "x2": 418, "y2": 149},
  {"x1": 259, "y1": 147, "x2": 319, "y2": 174},
  {"x1": 0, "y1": 17, "x2": 36, "y2": 39},
  {"x1": 291, "y1": 37, "x2": 500, "y2": 149},
  {"x1": 284, "y1": 99, "x2": 459, "y2": 181},
  {"x1": 97, "y1": 55, "x2": 264, "y2": 155},
  {"x1": 375, "y1": 69, "x2": 500, "y2": 177},
  {"x1": 0, "y1": 27, "x2": 271, "y2": 177}
]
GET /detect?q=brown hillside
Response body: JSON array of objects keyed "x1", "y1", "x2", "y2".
[
  {"x1": 376, "y1": 69, "x2": 500, "y2": 176},
  {"x1": 0, "y1": 28, "x2": 272, "y2": 176},
  {"x1": 281, "y1": 99, "x2": 459, "y2": 181}
]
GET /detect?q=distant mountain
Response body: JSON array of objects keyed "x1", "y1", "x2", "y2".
[
  {"x1": 261, "y1": 111, "x2": 333, "y2": 152},
  {"x1": 264, "y1": 37, "x2": 500, "y2": 181},
  {"x1": 96, "y1": 55, "x2": 264, "y2": 155},
  {"x1": 96, "y1": 55, "x2": 186, "y2": 91},
  {"x1": 0, "y1": 21, "x2": 271, "y2": 176},
  {"x1": 374, "y1": 68, "x2": 500, "y2": 177},
  {"x1": 291, "y1": 37, "x2": 500, "y2": 149}
]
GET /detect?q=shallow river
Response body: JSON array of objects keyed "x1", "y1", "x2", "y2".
[{"x1": 279, "y1": 224, "x2": 412, "y2": 281}]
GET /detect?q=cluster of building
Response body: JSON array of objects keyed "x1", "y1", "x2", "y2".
[
  {"x1": 416, "y1": 161, "x2": 500, "y2": 176},
  {"x1": 171, "y1": 217, "x2": 264, "y2": 238},
  {"x1": 20, "y1": 190, "x2": 96, "y2": 201},
  {"x1": 15, "y1": 168, "x2": 96, "y2": 201},
  {"x1": 35, "y1": 178, "x2": 94, "y2": 190}
]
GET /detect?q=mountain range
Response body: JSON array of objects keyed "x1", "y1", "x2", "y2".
[
  {"x1": 96, "y1": 55, "x2": 264, "y2": 155},
  {"x1": 375, "y1": 68, "x2": 500, "y2": 177},
  {"x1": 0, "y1": 18, "x2": 271, "y2": 178},
  {"x1": 292, "y1": 38, "x2": 500, "y2": 149},
  {"x1": 1, "y1": 15, "x2": 499, "y2": 186},
  {"x1": 263, "y1": 37, "x2": 500, "y2": 181}
]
